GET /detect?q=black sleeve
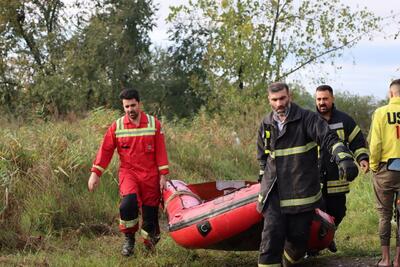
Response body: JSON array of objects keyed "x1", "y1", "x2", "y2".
[
  {"x1": 257, "y1": 121, "x2": 267, "y2": 172},
  {"x1": 345, "y1": 116, "x2": 369, "y2": 163},
  {"x1": 304, "y1": 110, "x2": 353, "y2": 163}
]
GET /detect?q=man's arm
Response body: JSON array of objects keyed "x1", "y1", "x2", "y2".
[
  {"x1": 346, "y1": 117, "x2": 370, "y2": 173},
  {"x1": 88, "y1": 123, "x2": 117, "y2": 191},
  {"x1": 369, "y1": 111, "x2": 383, "y2": 172},
  {"x1": 257, "y1": 122, "x2": 267, "y2": 182},
  {"x1": 154, "y1": 119, "x2": 169, "y2": 191}
]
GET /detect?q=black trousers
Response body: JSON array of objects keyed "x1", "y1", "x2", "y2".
[
  {"x1": 119, "y1": 193, "x2": 159, "y2": 236},
  {"x1": 323, "y1": 193, "x2": 346, "y2": 227},
  {"x1": 259, "y1": 185, "x2": 314, "y2": 265}
]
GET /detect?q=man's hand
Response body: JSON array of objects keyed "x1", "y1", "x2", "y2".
[
  {"x1": 338, "y1": 159, "x2": 359, "y2": 182},
  {"x1": 359, "y1": 160, "x2": 370, "y2": 174},
  {"x1": 160, "y1": 174, "x2": 167, "y2": 192},
  {"x1": 88, "y1": 172, "x2": 100, "y2": 192}
]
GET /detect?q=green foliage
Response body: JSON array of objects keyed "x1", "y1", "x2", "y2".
[{"x1": 167, "y1": 0, "x2": 381, "y2": 111}]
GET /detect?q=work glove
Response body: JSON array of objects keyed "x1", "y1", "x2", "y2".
[{"x1": 338, "y1": 159, "x2": 359, "y2": 182}]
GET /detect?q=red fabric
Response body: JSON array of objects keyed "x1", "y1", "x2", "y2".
[{"x1": 91, "y1": 111, "x2": 169, "y2": 204}]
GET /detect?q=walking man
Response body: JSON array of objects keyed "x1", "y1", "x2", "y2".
[
  {"x1": 315, "y1": 85, "x2": 369, "y2": 252},
  {"x1": 257, "y1": 82, "x2": 358, "y2": 266},
  {"x1": 88, "y1": 88, "x2": 169, "y2": 257},
  {"x1": 370, "y1": 79, "x2": 400, "y2": 267}
]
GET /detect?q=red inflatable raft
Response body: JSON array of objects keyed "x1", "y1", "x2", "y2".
[{"x1": 163, "y1": 180, "x2": 335, "y2": 251}]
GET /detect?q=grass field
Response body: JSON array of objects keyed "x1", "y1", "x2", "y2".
[{"x1": 0, "y1": 108, "x2": 393, "y2": 266}]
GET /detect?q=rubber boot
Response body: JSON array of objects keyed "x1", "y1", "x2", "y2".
[{"x1": 121, "y1": 233, "x2": 135, "y2": 257}]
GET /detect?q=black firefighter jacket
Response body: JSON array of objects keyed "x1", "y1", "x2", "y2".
[
  {"x1": 257, "y1": 102, "x2": 350, "y2": 214},
  {"x1": 318, "y1": 105, "x2": 369, "y2": 195}
]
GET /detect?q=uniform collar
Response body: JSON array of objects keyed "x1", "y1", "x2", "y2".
[
  {"x1": 390, "y1": 97, "x2": 400, "y2": 105},
  {"x1": 123, "y1": 111, "x2": 148, "y2": 127}
]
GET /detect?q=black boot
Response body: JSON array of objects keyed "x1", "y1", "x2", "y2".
[
  {"x1": 121, "y1": 233, "x2": 135, "y2": 257},
  {"x1": 328, "y1": 240, "x2": 337, "y2": 253}
]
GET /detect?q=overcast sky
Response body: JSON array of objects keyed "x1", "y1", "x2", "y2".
[{"x1": 149, "y1": 0, "x2": 400, "y2": 101}]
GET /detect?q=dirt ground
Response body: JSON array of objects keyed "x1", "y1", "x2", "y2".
[{"x1": 303, "y1": 255, "x2": 378, "y2": 267}]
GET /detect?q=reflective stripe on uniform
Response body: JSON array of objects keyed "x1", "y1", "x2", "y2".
[
  {"x1": 327, "y1": 180, "x2": 349, "y2": 187},
  {"x1": 327, "y1": 180, "x2": 350, "y2": 194},
  {"x1": 337, "y1": 152, "x2": 352, "y2": 160},
  {"x1": 273, "y1": 142, "x2": 317, "y2": 157},
  {"x1": 336, "y1": 129, "x2": 345, "y2": 140},
  {"x1": 348, "y1": 125, "x2": 361, "y2": 143},
  {"x1": 259, "y1": 170, "x2": 265, "y2": 175},
  {"x1": 265, "y1": 130, "x2": 270, "y2": 138},
  {"x1": 141, "y1": 229, "x2": 149, "y2": 239},
  {"x1": 280, "y1": 190, "x2": 322, "y2": 207},
  {"x1": 258, "y1": 264, "x2": 281, "y2": 267},
  {"x1": 158, "y1": 165, "x2": 169, "y2": 170},
  {"x1": 332, "y1": 142, "x2": 344, "y2": 153},
  {"x1": 327, "y1": 186, "x2": 350, "y2": 194},
  {"x1": 115, "y1": 129, "x2": 156, "y2": 137},
  {"x1": 354, "y1": 147, "x2": 369, "y2": 159},
  {"x1": 258, "y1": 194, "x2": 264, "y2": 203},
  {"x1": 115, "y1": 115, "x2": 156, "y2": 137},
  {"x1": 284, "y1": 250, "x2": 299, "y2": 264},
  {"x1": 120, "y1": 218, "x2": 138, "y2": 228},
  {"x1": 93, "y1": 164, "x2": 105, "y2": 173}
]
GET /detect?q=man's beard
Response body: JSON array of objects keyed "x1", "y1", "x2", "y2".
[
  {"x1": 317, "y1": 104, "x2": 330, "y2": 114},
  {"x1": 129, "y1": 111, "x2": 138, "y2": 120}
]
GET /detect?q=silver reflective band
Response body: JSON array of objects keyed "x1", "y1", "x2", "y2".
[
  {"x1": 329, "y1": 122, "x2": 344, "y2": 130},
  {"x1": 273, "y1": 142, "x2": 317, "y2": 157},
  {"x1": 280, "y1": 190, "x2": 322, "y2": 207}
]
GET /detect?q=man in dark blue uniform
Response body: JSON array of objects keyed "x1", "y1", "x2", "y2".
[{"x1": 315, "y1": 85, "x2": 369, "y2": 252}]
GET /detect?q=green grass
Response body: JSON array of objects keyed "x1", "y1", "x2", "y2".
[{"x1": 0, "y1": 107, "x2": 393, "y2": 266}]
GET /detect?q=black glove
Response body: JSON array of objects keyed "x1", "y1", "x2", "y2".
[{"x1": 338, "y1": 159, "x2": 359, "y2": 182}]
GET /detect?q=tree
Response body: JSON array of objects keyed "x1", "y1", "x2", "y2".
[{"x1": 168, "y1": 0, "x2": 381, "y2": 109}]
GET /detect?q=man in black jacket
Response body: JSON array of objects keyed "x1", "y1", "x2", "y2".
[
  {"x1": 315, "y1": 85, "x2": 369, "y2": 252},
  {"x1": 257, "y1": 82, "x2": 358, "y2": 266}
]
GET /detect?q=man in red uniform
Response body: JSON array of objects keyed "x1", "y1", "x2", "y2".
[{"x1": 88, "y1": 88, "x2": 169, "y2": 257}]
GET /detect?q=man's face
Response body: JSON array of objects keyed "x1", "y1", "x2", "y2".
[
  {"x1": 122, "y1": 98, "x2": 141, "y2": 121},
  {"x1": 315, "y1": 90, "x2": 334, "y2": 114},
  {"x1": 268, "y1": 89, "x2": 290, "y2": 115}
]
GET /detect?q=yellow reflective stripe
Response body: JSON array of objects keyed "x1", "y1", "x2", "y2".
[
  {"x1": 327, "y1": 180, "x2": 349, "y2": 187},
  {"x1": 116, "y1": 116, "x2": 124, "y2": 130},
  {"x1": 147, "y1": 114, "x2": 155, "y2": 129},
  {"x1": 274, "y1": 142, "x2": 317, "y2": 157},
  {"x1": 284, "y1": 250, "x2": 299, "y2": 264},
  {"x1": 119, "y1": 218, "x2": 138, "y2": 228},
  {"x1": 93, "y1": 165, "x2": 105, "y2": 173},
  {"x1": 258, "y1": 194, "x2": 264, "y2": 203},
  {"x1": 354, "y1": 147, "x2": 369, "y2": 159},
  {"x1": 332, "y1": 142, "x2": 344, "y2": 152},
  {"x1": 265, "y1": 149, "x2": 270, "y2": 155},
  {"x1": 337, "y1": 152, "x2": 352, "y2": 159},
  {"x1": 280, "y1": 190, "x2": 322, "y2": 207},
  {"x1": 336, "y1": 129, "x2": 345, "y2": 140},
  {"x1": 141, "y1": 229, "x2": 149, "y2": 239},
  {"x1": 115, "y1": 129, "x2": 156, "y2": 138},
  {"x1": 348, "y1": 125, "x2": 361, "y2": 143},
  {"x1": 158, "y1": 165, "x2": 169, "y2": 170},
  {"x1": 258, "y1": 264, "x2": 281, "y2": 267},
  {"x1": 265, "y1": 130, "x2": 270, "y2": 139},
  {"x1": 327, "y1": 186, "x2": 350, "y2": 194}
]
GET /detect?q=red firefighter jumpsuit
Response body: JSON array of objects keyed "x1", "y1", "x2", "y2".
[{"x1": 91, "y1": 111, "x2": 169, "y2": 243}]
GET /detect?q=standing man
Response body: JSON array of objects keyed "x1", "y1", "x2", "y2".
[
  {"x1": 370, "y1": 79, "x2": 400, "y2": 267},
  {"x1": 88, "y1": 88, "x2": 169, "y2": 257},
  {"x1": 257, "y1": 82, "x2": 358, "y2": 266},
  {"x1": 315, "y1": 85, "x2": 369, "y2": 252}
]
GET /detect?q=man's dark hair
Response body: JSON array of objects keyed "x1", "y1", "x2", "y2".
[
  {"x1": 268, "y1": 82, "x2": 289, "y2": 93},
  {"x1": 316, "y1": 85, "x2": 333, "y2": 95},
  {"x1": 119, "y1": 88, "x2": 140, "y2": 102},
  {"x1": 390, "y1": 79, "x2": 400, "y2": 88}
]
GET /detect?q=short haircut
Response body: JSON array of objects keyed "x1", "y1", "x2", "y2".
[
  {"x1": 390, "y1": 79, "x2": 400, "y2": 88},
  {"x1": 316, "y1": 85, "x2": 333, "y2": 95},
  {"x1": 119, "y1": 88, "x2": 140, "y2": 102},
  {"x1": 268, "y1": 82, "x2": 289, "y2": 93}
]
